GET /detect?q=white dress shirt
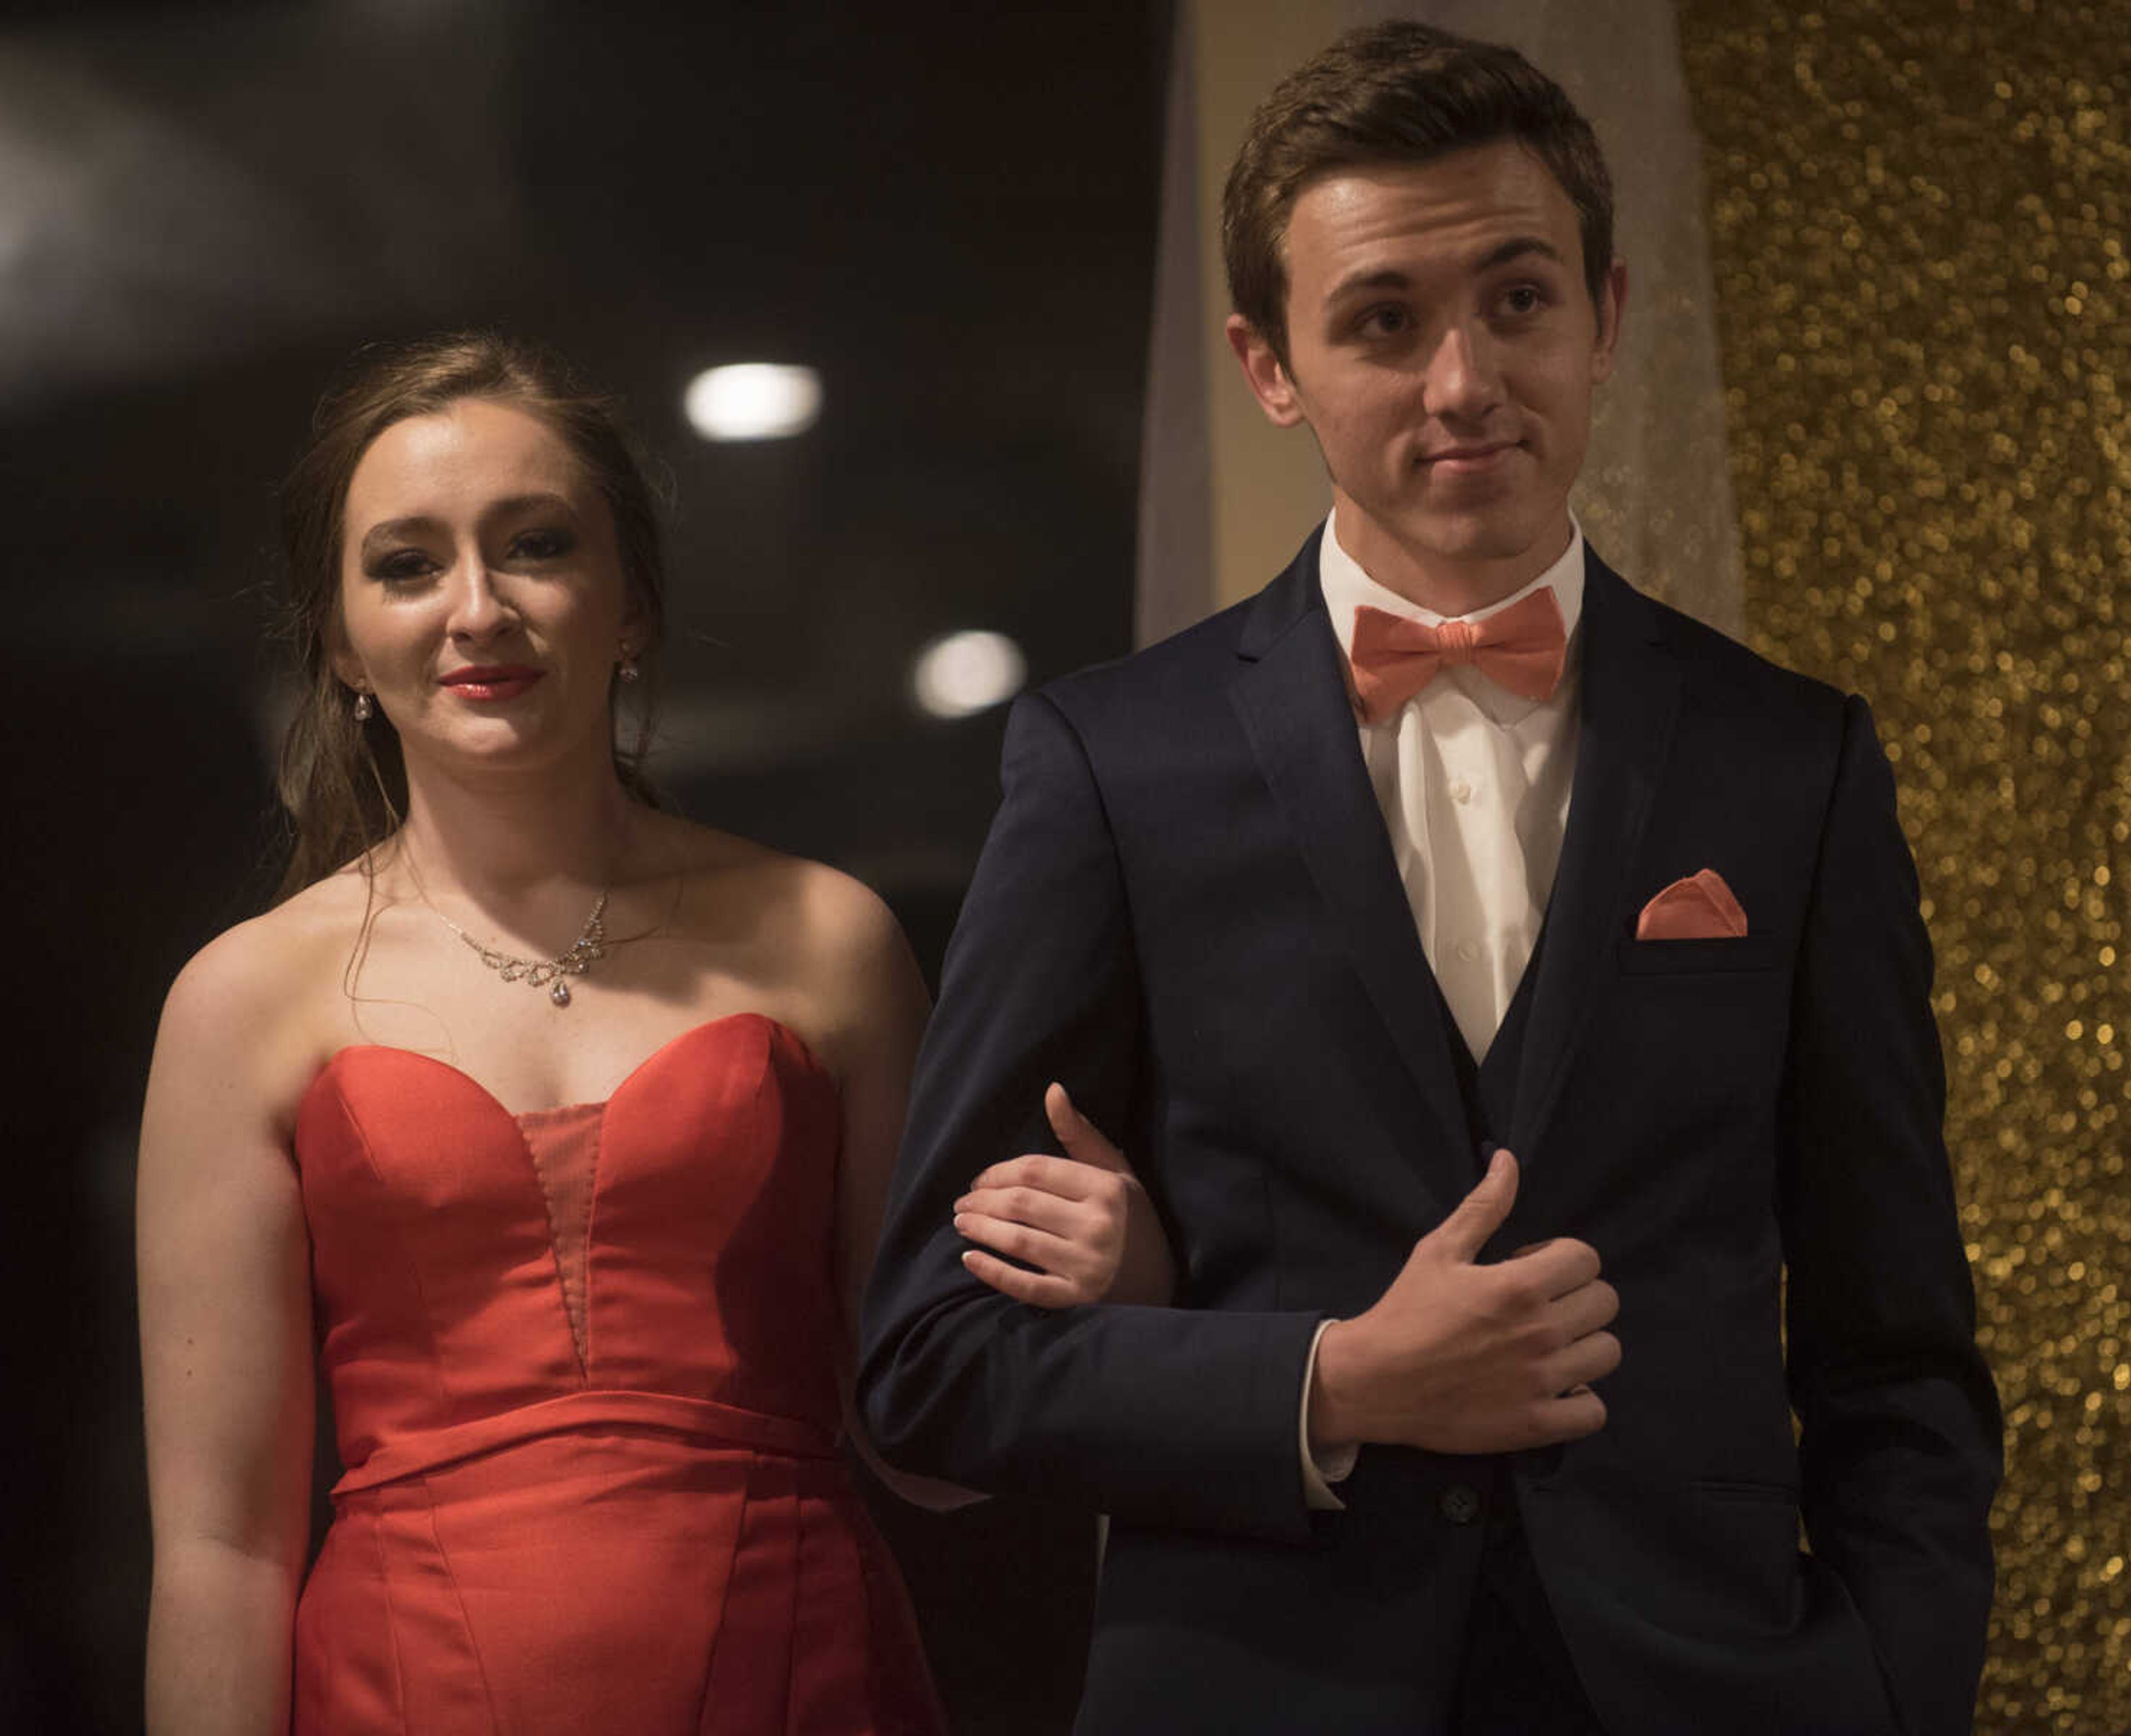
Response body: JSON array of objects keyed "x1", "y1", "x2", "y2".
[
  {"x1": 1318, "y1": 511, "x2": 1587, "y2": 1059},
  {"x1": 1299, "y1": 509, "x2": 1588, "y2": 1505}
]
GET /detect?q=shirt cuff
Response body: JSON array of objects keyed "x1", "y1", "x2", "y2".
[{"x1": 1300, "y1": 1318, "x2": 1359, "y2": 1511}]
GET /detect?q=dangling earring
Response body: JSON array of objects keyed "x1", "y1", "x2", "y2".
[
  {"x1": 617, "y1": 648, "x2": 641, "y2": 684},
  {"x1": 352, "y1": 689, "x2": 374, "y2": 722}
]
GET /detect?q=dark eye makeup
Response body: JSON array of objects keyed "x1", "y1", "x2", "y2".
[
  {"x1": 365, "y1": 548, "x2": 435, "y2": 583},
  {"x1": 509, "y1": 526, "x2": 577, "y2": 561},
  {"x1": 357, "y1": 522, "x2": 578, "y2": 583}
]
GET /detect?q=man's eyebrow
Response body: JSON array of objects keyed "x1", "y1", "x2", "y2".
[
  {"x1": 1324, "y1": 237, "x2": 1568, "y2": 307},
  {"x1": 1473, "y1": 235, "x2": 1566, "y2": 274},
  {"x1": 1325, "y1": 266, "x2": 1415, "y2": 305}
]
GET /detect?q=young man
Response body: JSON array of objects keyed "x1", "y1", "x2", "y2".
[{"x1": 860, "y1": 23, "x2": 1999, "y2": 1734}]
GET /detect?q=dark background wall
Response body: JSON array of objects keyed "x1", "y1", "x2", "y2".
[{"x1": 0, "y1": 4, "x2": 1163, "y2": 1730}]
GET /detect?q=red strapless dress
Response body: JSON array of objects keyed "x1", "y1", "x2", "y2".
[{"x1": 289, "y1": 1013, "x2": 944, "y2": 1735}]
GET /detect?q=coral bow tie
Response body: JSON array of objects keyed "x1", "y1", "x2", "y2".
[{"x1": 1347, "y1": 588, "x2": 1569, "y2": 723}]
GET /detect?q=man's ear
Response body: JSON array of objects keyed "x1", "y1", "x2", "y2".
[
  {"x1": 1589, "y1": 259, "x2": 1629, "y2": 386},
  {"x1": 1225, "y1": 314, "x2": 1307, "y2": 428}
]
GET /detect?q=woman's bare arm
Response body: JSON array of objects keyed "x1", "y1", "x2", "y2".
[
  {"x1": 807, "y1": 873, "x2": 984, "y2": 1512},
  {"x1": 138, "y1": 931, "x2": 318, "y2": 1735}
]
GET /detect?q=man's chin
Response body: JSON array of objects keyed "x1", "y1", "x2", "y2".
[{"x1": 1401, "y1": 514, "x2": 1559, "y2": 572}]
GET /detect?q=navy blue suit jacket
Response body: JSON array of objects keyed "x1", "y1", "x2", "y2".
[{"x1": 859, "y1": 537, "x2": 2000, "y2": 1735}]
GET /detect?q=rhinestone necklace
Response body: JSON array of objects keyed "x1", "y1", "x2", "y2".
[{"x1": 430, "y1": 890, "x2": 610, "y2": 1007}]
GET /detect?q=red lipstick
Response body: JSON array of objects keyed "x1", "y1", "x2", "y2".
[{"x1": 441, "y1": 664, "x2": 544, "y2": 702}]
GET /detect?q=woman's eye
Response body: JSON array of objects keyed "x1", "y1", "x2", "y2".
[
  {"x1": 512, "y1": 527, "x2": 575, "y2": 561},
  {"x1": 367, "y1": 550, "x2": 433, "y2": 583}
]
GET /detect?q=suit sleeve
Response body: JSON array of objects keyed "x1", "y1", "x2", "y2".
[
  {"x1": 856, "y1": 691, "x2": 1322, "y2": 1541},
  {"x1": 1781, "y1": 693, "x2": 2003, "y2": 1736}
]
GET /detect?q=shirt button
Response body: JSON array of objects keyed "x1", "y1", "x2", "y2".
[
  {"x1": 1456, "y1": 940, "x2": 1481, "y2": 962},
  {"x1": 1449, "y1": 776, "x2": 1475, "y2": 804},
  {"x1": 1440, "y1": 1484, "x2": 1483, "y2": 1526}
]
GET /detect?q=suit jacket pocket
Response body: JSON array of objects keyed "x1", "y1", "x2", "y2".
[
  {"x1": 1691, "y1": 1477, "x2": 1803, "y2": 1631},
  {"x1": 1617, "y1": 935, "x2": 1777, "y2": 976}
]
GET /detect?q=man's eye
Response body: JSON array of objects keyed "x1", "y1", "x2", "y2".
[
  {"x1": 1499, "y1": 284, "x2": 1548, "y2": 317},
  {"x1": 1360, "y1": 306, "x2": 1409, "y2": 338}
]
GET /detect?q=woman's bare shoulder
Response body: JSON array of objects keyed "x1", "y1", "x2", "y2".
[
  {"x1": 665, "y1": 820, "x2": 900, "y2": 957},
  {"x1": 620, "y1": 814, "x2": 923, "y2": 1083},
  {"x1": 167, "y1": 873, "x2": 361, "y2": 1010},
  {"x1": 635, "y1": 811, "x2": 834, "y2": 912},
  {"x1": 632, "y1": 810, "x2": 774, "y2": 877},
  {"x1": 154, "y1": 870, "x2": 375, "y2": 1105}
]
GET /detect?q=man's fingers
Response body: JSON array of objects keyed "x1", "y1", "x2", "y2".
[
  {"x1": 1511, "y1": 1237, "x2": 1604, "y2": 1301},
  {"x1": 1426, "y1": 1147, "x2": 1520, "y2": 1264},
  {"x1": 960, "y1": 1248, "x2": 1090, "y2": 1310},
  {"x1": 1527, "y1": 1384, "x2": 1609, "y2": 1445},
  {"x1": 1550, "y1": 1277, "x2": 1619, "y2": 1343},
  {"x1": 1045, "y1": 1083, "x2": 1131, "y2": 1174},
  {"x1": 1543, "y1": 1329, "x2": 1623, "y2": 1396}
]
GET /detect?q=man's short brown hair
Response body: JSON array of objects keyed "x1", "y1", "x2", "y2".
[{"x1": 1221, "y1": 20, "x2": 1615, "y2": 366}]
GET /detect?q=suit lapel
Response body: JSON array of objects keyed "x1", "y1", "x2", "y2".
[
  {"x1": 1228, "y1": 533, "x2": 1474, "y2": 1177},
  {"x1": 1511, "y1": 554, "x2": 1683, "y2": 1160}
]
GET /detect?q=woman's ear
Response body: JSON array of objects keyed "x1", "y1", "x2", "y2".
[{"x1": 325, "y1": 610, "x2": 366, "y2": 692}]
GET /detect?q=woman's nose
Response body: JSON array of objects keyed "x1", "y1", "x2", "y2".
[{"x1": 445, "y1": 559, "x2": 513, "y2": 642}]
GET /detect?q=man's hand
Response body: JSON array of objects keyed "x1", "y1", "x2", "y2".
[
  {"x1": 954, "y1": 1084, "x2": 1178, "y2": 1309},
  {"x1": 1310, "y1": 1149, "x2": 1619, "y2": 1456}
]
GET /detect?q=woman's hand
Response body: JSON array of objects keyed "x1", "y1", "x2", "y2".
[{"x1": 955, "y1": 1084, "x2": 1177, "y2": 1308}]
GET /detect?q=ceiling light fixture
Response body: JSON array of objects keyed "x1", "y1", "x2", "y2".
[
  {"x1": 912, "y1": 630, "x2": 1027, "y2": 720},
  {"x1": 682, "y1": 362, "x2": 822, "y2": 441}
]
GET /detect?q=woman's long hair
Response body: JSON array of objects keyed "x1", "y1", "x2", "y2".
[{"x1": 274, "y1": 333, "x2": 668, "y2": 900}]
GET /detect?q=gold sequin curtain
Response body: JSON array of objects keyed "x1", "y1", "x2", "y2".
[{"x1": 1677, "y1": 2, "x2": 2129, "y2": 1728}]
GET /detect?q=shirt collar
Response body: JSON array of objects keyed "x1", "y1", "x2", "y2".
[{"x1": 1317, "y1": 506, "x2": 1587, "y2": 659}]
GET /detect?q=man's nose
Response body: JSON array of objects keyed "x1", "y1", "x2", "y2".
[{"x1": 1422, "y1": 322, "x2": 1504, "y2": 422}]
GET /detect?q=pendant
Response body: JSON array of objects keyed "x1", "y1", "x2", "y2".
[{"x1": 549, "y1": 980, "x2": 572, "y2": 1007}]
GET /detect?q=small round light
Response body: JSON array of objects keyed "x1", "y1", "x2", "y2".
[
  {"x1": 911, "y1": 630, "x2": 1027, "y2": 720},
  {"x1": 682, "y1": 363, "x2": 822, "y2": 441}
]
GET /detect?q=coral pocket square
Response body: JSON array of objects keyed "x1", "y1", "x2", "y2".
[{"x1": 1636, "y1": 869, "x2": 1749, "y2": 941}]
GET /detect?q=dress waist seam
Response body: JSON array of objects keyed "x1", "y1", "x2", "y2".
[{"x1": 333, "y1": 1387, "x2": 839, "y2": 1495}]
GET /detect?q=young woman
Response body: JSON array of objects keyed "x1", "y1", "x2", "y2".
[{"x1": 137, "y1": 334, "x2": 1167, "y2": 1735}]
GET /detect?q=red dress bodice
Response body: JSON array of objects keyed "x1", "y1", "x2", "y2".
[{"x1": 287, "y1": 1015, "x2": 941, "y2": 1735}]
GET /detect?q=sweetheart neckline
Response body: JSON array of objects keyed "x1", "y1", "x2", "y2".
[{"x1": 301, "y1": 1011, "x2": 834, "y2": 1124}]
